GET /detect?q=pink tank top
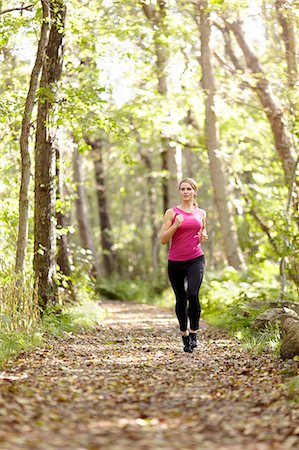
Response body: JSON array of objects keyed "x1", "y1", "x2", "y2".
[{"x1": 168, "y1": 206, "x2": 204, "y2": 261}]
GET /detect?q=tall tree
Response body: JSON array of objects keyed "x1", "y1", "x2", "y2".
[
  {"x1": 73, "y1": 145, "x2": 100, "y2": 280},
  {"x1": 137, "y1": 138, "x2": 160, "y2": 272},
  {"x1": 56, "y1": 144, "x2": 75, "y2": 301},
  {"x1": 33, "y1": 0, "x2": 66, "y2": 311},
  {"x1": 198, "y1": 0, "x2": 245, "y2": 270},
  {"x1": 225, "y1": 19, "x2": 296, "y2": 186},
  {"x1": 86, "y1": 137, "x2": 117, "y2": 276},
  {"x1": 275, "y1": 0, "x2": 298, "y2": 89},
  {"x1": 15, "y1": 0, "x2": 50, "y2": 275},
  {"x1": 141, "y1": 0, "x2": 178, "y2": 210}
]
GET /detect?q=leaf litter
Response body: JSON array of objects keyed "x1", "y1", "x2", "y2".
[{"x1": 0, "y1": 300, "x2": 298, "y2": 450}]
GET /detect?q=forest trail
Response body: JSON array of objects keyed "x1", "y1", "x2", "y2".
[{"x1": 0, "y1": 301, "x2": 299, "y2": 450}]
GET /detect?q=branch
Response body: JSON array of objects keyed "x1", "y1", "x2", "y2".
[
  {"x1": 140, "y1": 1, "x2": 156, "y2": 21},
  {"x1": 171, "y1": 138, "x2": 202, "y2": 150},
  {"x1": 0, "y1": 4, "x2": 35, "y2": 15},
  {"x1": 234, "y1": 174, "x2": 279, "y2": 252},
  {"x1": 224, "y1": 18, "x2": 263, "y2": 74}
]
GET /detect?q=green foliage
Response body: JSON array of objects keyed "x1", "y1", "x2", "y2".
[
  {"x1": 0, "y1": 274, "x2": 105, "y2": 367},
  {"x1": 200, "y1": 262, "x2": 293, "y2": 354},
  {"x1": 96, "y1": 275, "x2": 164, "y2": 305},
  {"x1": 0, "y1": 277, "x2": 40, "y2": 334},
  {"x1": 0, "y1": 0, "x2": 299, "y2": 370},
  {"x1": 201, "y1": 261, "x2": 283, "y2": 317},
  {"x1": 41, "y1": 297, "x2": 105, "y2": 337},
  {"x1": 0, "y1": 330, "x2": 43, "y2": 368},
  {"x1": 0, "y1": 275, "x2": 41, "y2": 368},
  {"x1": 234, "y1": 325, "x2": 281, "y2": 355}
]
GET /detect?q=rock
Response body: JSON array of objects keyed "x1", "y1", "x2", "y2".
[
  {"x1": 279, "y1": 359, "x2": 299, "y2": 376},
  {"x1": 281, "y1": 322, "x2": 299, "y2": 360},
  {"x1": 282, "y1": 317, "x2": 299, "y2": 334},
  {"x1": 254, "y1": 307, "x2": 299, "y2": 330},
  {"x1": 269, "y1": 301, "x2": 299, "y2": 315}
]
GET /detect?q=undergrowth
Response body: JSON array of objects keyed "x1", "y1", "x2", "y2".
[
  {"x1": 0, "y1": 276, "x2": 105, "y2": 368},
  {"x1": 200, "y1": 262, "x2": 295, "y2": 354}
]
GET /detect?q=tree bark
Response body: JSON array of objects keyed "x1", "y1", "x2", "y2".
[
  {"x1": 275, "y1": 0, "x2": 298, "y2": 88},
  {"x1": 227, "y1": 19, "x2": 296, "y2": 185},
  {"x1": 86, "y1": 138, "x2": 116, "y2": 276},
  {"x1": 138, "y1": 147, "x2": 160, "y2": 272},
  {"x1": 15, "y1": 0, "x2": 50, "y2": 275},
  {"x1": 33, "y1": 0, "x2": 66, "y2": 311},
  {"x1": 182, "y1": 109, "x2": 201, "y2": 178},
  {"x1": 73, "y1": 145, "x2": 100, "y2": 280},
  {"x1": 141, "y1": 1, "x2": 178, "y2": 211},
  {"x1": 198, "y1": 0, "x2": 245, "y2": 270}
]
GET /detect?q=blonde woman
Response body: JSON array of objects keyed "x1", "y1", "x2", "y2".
[{"x1": 160, "y1": 178, "x2": 208, "y2": 353}]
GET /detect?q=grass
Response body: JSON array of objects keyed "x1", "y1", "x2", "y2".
[
  {"x1": 233, "y1": 325, "x2": 281, "y2": 355},
  {"x1": 0, "y1": 278, "x2": 106, "y2": 369},
  {"x1": 42, "y1": 297, "x2": 106, "y2": 337}
]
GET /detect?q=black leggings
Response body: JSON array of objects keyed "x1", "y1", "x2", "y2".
[{"x1": 168, "y1": 255, "x2": 205, "y2": 332}]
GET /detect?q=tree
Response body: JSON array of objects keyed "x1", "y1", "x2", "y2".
[
  {"x1": 86, "y1": 137, "x2": 117, "y2": 276},
  {"x1": 141, "y1": 0, "x2": 178, "y2": 210},
  {"x1": 33, "y1": 0, "x2": 66, "y2": 311},
  {"x1": 198, "y1": 0, "x2": 245, "y2": 270},
  {"x1": 275, "y1": 0, "x2": 298, "y2": 89},
  {"x1": 15, "y1": 0, "x2": 50, "y2": 276},
  {"x1": 73, "y1": 145, "x2": 100, "y2": 280},
  {"x1": 225, "y1": 18, "x2": 297, "y2": 187},
  {"x1": 56, "y1": 143, "x2": 75, "y2": 301}
]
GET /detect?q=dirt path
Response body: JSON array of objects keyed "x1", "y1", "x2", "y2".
[{"x1": 0, "y1": 301, "x2": 299, "y2": 450}]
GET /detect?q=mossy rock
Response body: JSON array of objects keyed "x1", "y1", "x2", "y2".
[
  {"x1": 281, "y1": 322, "x2": 299, "y2": 360},
  {"x1": 254, "y1": 307, "x2": 299, "y2": 330}
]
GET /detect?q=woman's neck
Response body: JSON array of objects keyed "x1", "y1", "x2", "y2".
[{"x1": 179, "y1": 201, "x2": 194, "y2": 212}]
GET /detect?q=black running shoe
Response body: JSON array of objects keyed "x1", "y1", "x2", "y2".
[
  {"x1": 189, "y1": 332, "x2": 198, "y2": 348},
  {"x1": 182, "y1": 335, "x2": 193, "y2": 353}
]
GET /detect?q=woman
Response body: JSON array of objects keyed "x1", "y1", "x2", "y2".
[{"x1": 159, "y1": 178, "x2": 208, "y2": 353}]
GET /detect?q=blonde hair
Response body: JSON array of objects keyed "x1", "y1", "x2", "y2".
[{"x1": 179, "y1": 178, "x2": 198, "y2": 207}]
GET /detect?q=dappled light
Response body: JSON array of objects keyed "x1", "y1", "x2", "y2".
[
  {"x1": 1, "y1": 301, "x2": 299, "y2": 449},
  {"x1": 1, "y1": 0, "x2": 299, "y2": 448}
]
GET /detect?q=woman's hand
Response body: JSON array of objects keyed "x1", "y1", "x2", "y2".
[
  {"x1": 159, "y1": 209, "x2": 183, "y2": 245},
  {"x1": 175, "y1": 214, "x2": 184, "y2": 228},
  {"x1": 200, "y1": 231, "x2": 208, "y2": 243}
]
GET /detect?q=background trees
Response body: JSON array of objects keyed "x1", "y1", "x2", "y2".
[{"x1": 0, "y1": 0, "x2": 298, "y2": 317}]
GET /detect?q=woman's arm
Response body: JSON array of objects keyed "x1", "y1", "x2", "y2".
[
  {"x1": 201, "y1": 209, "x2": 208, "y2": 243},
  {"x1": 159, "y1": 209, "x2": 183, "y2": 245}
]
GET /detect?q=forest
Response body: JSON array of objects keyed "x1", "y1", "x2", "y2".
[{"x1": 0, "y1": 0, "x2": 299, "y2": 448}]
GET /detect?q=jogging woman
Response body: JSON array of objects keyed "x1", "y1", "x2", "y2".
[{"x1": 159, "y1": 178, "x2": 208, "y2": 353}]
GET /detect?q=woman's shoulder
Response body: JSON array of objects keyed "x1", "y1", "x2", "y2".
[
  {"x1": 197, "y1": 207, "x2": 206, "y2": 217},
  {"x1": 164, "y1": 208, "x2": 176, "y2": 218}
]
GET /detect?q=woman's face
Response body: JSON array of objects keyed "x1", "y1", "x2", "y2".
[{"x1": 179, "y1": 182, "x2": 195, "y2": 202}]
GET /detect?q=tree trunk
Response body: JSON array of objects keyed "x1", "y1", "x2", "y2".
[
  {"x1": 33, "y1": 0, "x2": 66, "y2": 311},
  {"x1": 198, "y1": 0, "x2": 245, "y2": 270},
  {"x1": 56, "y1": 144, "x2": 75, "y2": 301},
  {"x1": 141, "y1": 1, "x2": 178, "y2": 210},
  {"x1": 72, "y1": 145, "x2": 100, "y2": 280},
  {"x1": 182, "y1": 109, "x2": 201, "y2": 178},
  {"x1": 275, "y1": 0, "x2": 298, "y2": 88},
  {"x1": 138, "y1": 148, "x2": 160, "y2": 273},
  {"x1": 15, "y1": 0, "x2": 50, "y2": 275},
  {"x1": 87, "y1": 138, "x2": 116, "y2": 276},
  {"x1": 227, "y1": 19, "x2": 296, "y2": 185}
]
